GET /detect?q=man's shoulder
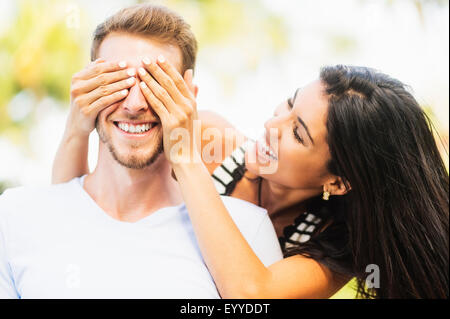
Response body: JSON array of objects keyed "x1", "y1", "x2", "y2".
[
  {"x1": 0, "y1": 179, "x2": 79, "y2": 201},
  {"x1": 0, "y1": 178, "x2": 81, "y2": 220},
  {"x1": 220, "y1": 195, "x2": 267, "y2": 216},
  {"x1": 219, "y1": 196, "x2": 283, "y2": 265},
  {"x1": 219, "y1": 195, "x2": 268, "y2": 233}
]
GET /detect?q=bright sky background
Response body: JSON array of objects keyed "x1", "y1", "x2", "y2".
[{"x1": 0, "y1": 0, "x2": 448, "y2": 187}]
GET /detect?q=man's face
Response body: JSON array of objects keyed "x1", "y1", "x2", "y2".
[{"x1": 96, "y1": 32, "x2": 183, "y2": 169}]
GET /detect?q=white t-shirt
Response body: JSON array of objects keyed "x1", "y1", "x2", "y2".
[{"x1": 0, "y1": 177, "x2": 283, "y2": 299}]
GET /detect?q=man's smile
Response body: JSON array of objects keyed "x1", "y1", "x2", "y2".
[{"x1": 112, "y1": 120, "x2": 159, "y2": 136}]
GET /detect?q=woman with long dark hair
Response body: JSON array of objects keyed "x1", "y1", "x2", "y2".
[
  {"x1": 311, "y1": 66, "x2": 449, "y2": 298},
  {"x1": 53, "y1": 63, "x2": 449, "y2": 298}
]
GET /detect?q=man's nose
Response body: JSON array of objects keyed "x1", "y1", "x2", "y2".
[{"x1": 121, "y1": 81, "x2": 149, "y2": 114}]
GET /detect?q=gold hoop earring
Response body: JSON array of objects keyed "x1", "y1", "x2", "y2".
[{"x1": 322, "y1": 191, "x2": 330, "y2": 201}]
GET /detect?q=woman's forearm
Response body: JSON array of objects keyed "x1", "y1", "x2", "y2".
[
  {"x1": 51, "y1": 131, "x2": 90, "y2": 184},
  {"x1": 172, "y1": 161, "x2": 272, "y2": 298}
]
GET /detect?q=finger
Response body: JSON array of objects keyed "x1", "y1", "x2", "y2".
[
  {"x1": 183, "y1": 70, "x2": 197, "y2": 115},
  {"x1": 137, "y1": 67, "x2": 179, "y2": 114},
  {"x1": 93, "y1": 58, "x2": 105, "y2": 64},
  {"x1": 86, "y1": 58, "x2": 104, "y2": 68},
  {"x1": 142, "y1": 57, "x2": 186, "y2": 104},
  {"x1": 95, "y1": 97, "x2": 121, "y2": 117},
  {"x1": 81, "y1": 77, "x2": 136, "y2": 106},
  {"x1": 88, "y1": 89, "x2": 129, "y2": 115},
  {"x1": 75, "y1": 68, "x2": 136, "y2": 95},
  {"x1": 153, "y1": 55, "x2": 194, "y2": 100},
  {"x1": 74, "y1": 60, "x2": 128, "y2": 81},
  {"x1": 183, "y1": 69, "x2": 196, "y2": 98},
  {"x1": 139, "y1": 81, "x2": 170, "y2": 123}
]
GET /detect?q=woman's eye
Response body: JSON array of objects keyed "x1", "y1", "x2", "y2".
[{"x1": 292, "y1": 123, "x2": 304, "y2": 144}]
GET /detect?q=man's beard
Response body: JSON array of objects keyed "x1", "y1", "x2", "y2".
[{"x1": 96, "y1": 120, "x2": 163, "y2": 170}]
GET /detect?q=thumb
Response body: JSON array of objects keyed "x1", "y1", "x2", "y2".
[{"x1": 183, "y1": 69, "x2": 196, "y2": 95}]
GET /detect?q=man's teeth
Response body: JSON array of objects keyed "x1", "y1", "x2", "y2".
[
  {"x1": 117, "y1": 123, "x2": 152, "y2": 133},
  {"x1": 258, "y1": 138, "x2": 278, "y2": 160}
]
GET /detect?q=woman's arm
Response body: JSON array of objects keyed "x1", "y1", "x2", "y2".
[
  {"x1": 52, "y1": 58, "x2": 137, "y2": 184},
  {"x1": 52, "y1": 130, "x2": 90, "y2": 184},
  {"x1": 173, "y1": 162, "x2": 345, "y2": 298},
  {"x1": 139, "y1": 56, "x2": 346, "y2": 298},
  {"x1": 197, "y1": 110, "x2": 248, "y2": 174}
]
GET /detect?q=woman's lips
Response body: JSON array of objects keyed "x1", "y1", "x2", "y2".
[{"x1": 256, "y1": 137, "x2": 278, "y2": 161}]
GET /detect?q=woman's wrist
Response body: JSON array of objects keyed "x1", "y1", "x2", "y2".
[
  {"x1": 64, "y1": 109, "x2": 95, "y2": 141},
  {"x1": 169, "y1": 150, "x2": 202, "y2": 169},
  {"x1": 61, "y1": 127, "x2": 90, "y2": 146},
  {"x1": 171, "y1": 156, "x2": 207, "y2": 178}
]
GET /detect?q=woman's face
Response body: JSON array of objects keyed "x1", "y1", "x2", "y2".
[{"x1": 245, "y1": 80, "x2": 333, "y2": 192}]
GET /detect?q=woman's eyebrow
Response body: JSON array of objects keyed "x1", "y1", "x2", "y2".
[
  {"x1": 287, "y1": 88, "x2": 301, "y2": 108},
  {"x1": 292, "y1": 88, "x2": 300, "y2": 102}
]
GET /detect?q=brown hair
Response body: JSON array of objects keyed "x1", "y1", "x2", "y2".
[{"x1": 91, "y1": 4, "x2": 198, "y2": 73}]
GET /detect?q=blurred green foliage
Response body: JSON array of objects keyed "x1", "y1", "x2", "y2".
[
  {"x1": 0, "y1": 181, "x2": 7, "y2": 195},
  {"x1": 387, "y1": 0, "x2": 449, "y2": 24},
  {"x1": 0, "y1": 0, "x2": 287, "y2": 139},
  {"x1": 0, "y1": 0, "x2": 88, "y2": 137},
  {"x1": 2, "y1": 0, "x2": 445, "y2": 139},
  {"x1": 168, "y1": 0, "x2": 288, "y2": 51}
]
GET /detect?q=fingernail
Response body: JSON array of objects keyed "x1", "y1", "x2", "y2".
[
  {"x1": 127, "y1": 68, "x2": 136, "y2": 77},
  {"x1": 127, "y1": 77, "x2": 135, "y2": 85},
  {"x1": 121, "y1": 89, "x2": 128, "y2": 96},
  {"x1": 143, "y1": 57, "x2": 151, "y2": 65},
  {"x1": 118, "y1": 61, "x2": 127, "y2": 68},
  {"x1": 138, "y1": 67, "x2": 146, "y2": 76},
  {"x1": 140, "y1": 81, "x2": 147, "y2": 89},
  {"x1": 157, "y1": 55, "x2": 165, "y2": 63}
]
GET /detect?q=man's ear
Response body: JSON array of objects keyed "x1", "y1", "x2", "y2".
[
  {"x1": 324, "y1": 176, "x2": 351, "y2": 197},
  {"x1": 193, "y1": 84, "x2": 199, "y2": 98},
  {"x1": 184, "y1": 69, "x2": 199, "y2": 97}
]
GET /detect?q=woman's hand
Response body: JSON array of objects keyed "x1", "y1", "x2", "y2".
[
  {"x1": 67, "y1": 58, "x2": 136, "y2": 137},
  {"x1": 137, "y1": 55, "x2": 200, "y2": 165},
  {"x1": 52, "y1": 59, "x2": 137, "y2": 184},
  {"x1": 134, "y1": 56, "x2": 340, "y2": 300}
]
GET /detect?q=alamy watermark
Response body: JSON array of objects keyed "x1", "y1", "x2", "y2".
[
  {"x1": 65, "y1": 3, "x2": 80, "y2": 29},
  {"x1": 365, "y1": 264, "x2": 380, "y2": 289},
  {"x1": 66, "y1": 263, "x2": 81, "y2": 289}
]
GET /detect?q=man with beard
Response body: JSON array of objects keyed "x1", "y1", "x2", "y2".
[{"x1": 0, "y1": 4, "x2": 282, "y2": 298}]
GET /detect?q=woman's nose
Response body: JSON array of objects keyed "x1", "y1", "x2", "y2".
[
  {"x1": 266, "y1": 108, "x2": 291, "y2": 135},
  {"x1": 264, "y1": 117, "x2": 282, "y2": 140}
]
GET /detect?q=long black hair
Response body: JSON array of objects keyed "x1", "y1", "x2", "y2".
[{"x1": 288, "y1": 65, "x2": 449, "y2": 299}]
